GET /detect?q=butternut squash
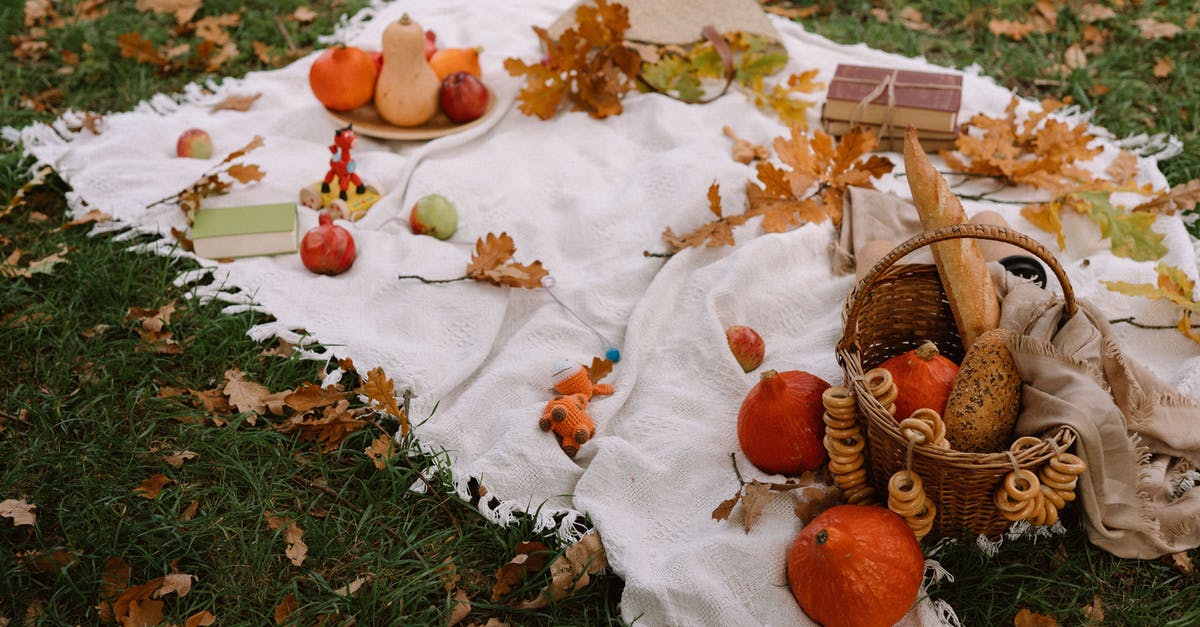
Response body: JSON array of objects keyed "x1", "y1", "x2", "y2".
[{"x1": 374, "y1": 14, "x2": 440, "y2": 127}]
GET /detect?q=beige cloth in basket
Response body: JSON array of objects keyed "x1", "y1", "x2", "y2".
[{"x1": 998, "y1": 277, "x2": 1200, "y2": 559}]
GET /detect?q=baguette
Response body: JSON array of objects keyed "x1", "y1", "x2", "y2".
[{"x1": 903, "y1": 127, "x2": 1000, "y2": 349}]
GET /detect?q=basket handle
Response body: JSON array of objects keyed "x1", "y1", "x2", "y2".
[{"x1": 838, "y1": 223, "x2": 1076, "y2": 354}]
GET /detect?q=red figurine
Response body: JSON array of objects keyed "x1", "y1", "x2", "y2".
[{"x1": 322, "y1": 125, "x2": 367, "y2": 201}]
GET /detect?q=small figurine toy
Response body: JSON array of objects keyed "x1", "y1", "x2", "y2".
[
  {"x1": 299, "y1": 124, "x2": 381, "y2": 221},
  {"x1": 539, "y1": 359, "x2": 614, "y2": 458}
]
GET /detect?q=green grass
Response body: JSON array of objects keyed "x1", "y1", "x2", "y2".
[{"x1": 3, "y1": 1, "x2": 1200, "y2": 625}]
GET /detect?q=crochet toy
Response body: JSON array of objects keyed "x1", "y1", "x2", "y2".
[{"x1": 539, "y1": 359, "x2": 614, "y2": 457}]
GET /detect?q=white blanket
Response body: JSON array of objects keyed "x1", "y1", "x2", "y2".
[{"x1": 12, "y1": 1, "x2": 1200, "y2": 625}]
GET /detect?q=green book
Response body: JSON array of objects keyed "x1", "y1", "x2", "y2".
[{"x1": 190, "y1": 202, "x2": 298, "y2": 259}]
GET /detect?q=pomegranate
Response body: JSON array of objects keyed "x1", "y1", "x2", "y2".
[{"x1": 300, "y1": 213, "x2": 356, "y2": 275}]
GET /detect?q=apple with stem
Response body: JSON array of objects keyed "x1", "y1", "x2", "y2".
[{"x1": 725, "y1": 325, "x2": 765, "y2": 372}]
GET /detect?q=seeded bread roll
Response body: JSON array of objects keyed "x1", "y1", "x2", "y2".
[
  {"x1": 903, "y1": 127, "x2": 1000, "y2": 350},
  {"x1": 943, "y1": 328, "x2": 1022, "y2": 452}
]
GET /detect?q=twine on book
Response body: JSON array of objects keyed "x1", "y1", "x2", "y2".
[{"x1": 840, "y1": 72, "x2": 960, "y2": 151}]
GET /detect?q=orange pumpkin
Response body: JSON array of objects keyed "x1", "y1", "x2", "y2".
[
  {"x1": 308, "y1": 45, "x2": 378, "y2": 111},
  {"x1": 429, "y1": 46, "x2": 482, "y2": 81},
  {"x1": 878, "y1": 340, "x2": 958, "y2": 420},
  {"x1": 787, "y1": 505, "x2": 925, "y2": 627},
  {"x1": 736, "y1": 369, "x2": 830, "y2": 476}
]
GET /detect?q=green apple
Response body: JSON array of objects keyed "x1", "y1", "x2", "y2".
[
  {"x1": 176, "y1": 128, "x2": 213, "y2": 159},
  {"x1": 409, "y1": 193, "x2": 458, "y2": 240}
]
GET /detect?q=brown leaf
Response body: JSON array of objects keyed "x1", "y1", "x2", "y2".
[
  {"x1": 1105, "y1": 150, "x2": 1139, "y2": 186},
  {"x1": 360, "y1": 368, "x2": 404, "y2": 421},
  {"x1": 898, "y1": 7, "x2": 933, "y2": 31},
  {"x1": 365, "y1": 433, "x2": 397, "y2": 470},
  {"x1": 1078, "y1": 3, "x2": 1116, "y2": 22},
  {"x1": 740, "y1": 480, "x2": 776, "y2": 533},
  {"x1": 491, "y1": 542, "x2": 550, "y2": 601},
  {"x1": 584, "y1": 357, "x2": 613, "y2": 384},
  {"x1": 19, "y1": 548, "x2": 79, "y2": 574},
  {"x1": 711, "y1": 493, "x2": 740, "y2": 521},
  {"x1": 134, "y1": 473, "x2": 172, "y2": 499},
  {"x1": 1168, "y1": 551, "x2": 1195, "y2": 574},
  {"x1": 263, "y1": 390, "x2": 291, "y2": 415},
  {"x1": 1133, "y1": 179, "x2": 1200, "y2": 215},
  {"x1": 220, "y1": 135, "x2": 265, "y2": 165},
  {"x1": 1063, "y1": 44, "x2": 1087, "y2": 70},
  {"x1": 0, "y1": 499, "x2": 36, "y2": 526},
  {"x1": 792, "y1": 485, "x2": 841, "y2": 524},
  {"x1": 195, "y1": 12, "x2": 243, "y2": 46},
  {"x1": 1082, "y1": 594, "x2": 1104, "y2": 624},
  {"x1": 154, "y1": 572, "x2": 194, "y2": 599},
  {"x1": 513, "y1": 531, "x2": 608, "y2": 609},
  {"x1": 185, "y1": 610, "x2": 218, "y2": 627},
  {"x1": 226, "y1": 163, "x2": 266, "y2": 185},
  {"x1": 723, "y1": 126, "x2": 770, "y2": 164},
  {"x1": 284, "y1": 382, "x2": 347, "y2": 412},
  {"x1": 291, "y1": 7, "x2": 317, "y2": 23},
  {"x1": 178, "y1": 500, "x2": 200, "y2": 522},
  {"x1": 274, "y1": 593, "x2": 299, "y2": 625},
  {"x1": 264, "y1": 512, "x2": 308, "y2": 566},
  {"x1": 162, "y1": 450, "x2": 198, "y2": 468},
  {"x1": 135, "y1": 0, "x2": 201, "y2": 25},
  {"x1": 25, "y1": 0, "x2": 60, "y2": 27},
  {"x1": 1135, "y1": 18, "x2": 1182, "y2": 40},
  {"x1": 1014, "y1": 608, "x2": 1059, "y2": 627},
  {"x1": 63, "y1": 208, "x2": 111, "y2": 228},
  {"x1": 223, "y1": 368, "x2": 270, "y2": 419},
  {"x1": 274, "y1": 400, "x2": 369, "y2": 452},
  {"x1": 117, "y1": 31, "x2": 167, "y2": 66},
  {"x1": 466, "y1": 232, "x2": 550, "y2": 289},
  {"x1": 448, "y1": 588, "x2": 472, "y2": 626},
  {"x1": 211, "y1": 93, "x2": 262, "y2": 112},
  {"x1": 1153, "y1": 57, "x2": 1174, "y2": 78}
]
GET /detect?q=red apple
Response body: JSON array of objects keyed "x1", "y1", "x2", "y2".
[
  {"x1": 725, "y1": 325, "x2": 765, "y2": 372},
  {"x1": 439, "y1": 72, "x2": 488, "y2": 123},
  {"x1": 425, "y1": 30, "x2": 437, "y2": 60},
  {"x1": 367, "y1": 49, "x2": 383, "y2": 74},
  {"x1": 176, "y1": 128, "x2": 212, "y2": 159}
]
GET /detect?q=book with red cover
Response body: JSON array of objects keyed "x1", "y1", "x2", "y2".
[{"x1": 823, "y1": 64, "x2": 963, "y2": 133}]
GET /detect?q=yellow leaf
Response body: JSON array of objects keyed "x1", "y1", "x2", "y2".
[{"x1": 1021, "y1": 201, "x2": 1066, "y2": 250}]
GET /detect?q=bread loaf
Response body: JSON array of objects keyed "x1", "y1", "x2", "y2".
[
  {"x1": 903, "y1": 127, "x2": 1000, "y2": 349},
  {"x1": 942, "y1": 328, "x2": 1021, "y2": 452}
]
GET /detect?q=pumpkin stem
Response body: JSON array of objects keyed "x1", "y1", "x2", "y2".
[
  {"x1": 815, "y1": 529, "x2": 829, "y2": 545},
  {"x1": 399, "y1": 13, "x2": 412, "y2": 25},
  {"x1": 760, "y1": 369, "x2": 778, "y2": 381},
  {"x1": 915, "y1": 341, "x2": 940, "y2": 361}
]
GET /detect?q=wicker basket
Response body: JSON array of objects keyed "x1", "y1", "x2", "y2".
[{"x1": 835, "y1": 223, "x2": 1077, "y2": 538}]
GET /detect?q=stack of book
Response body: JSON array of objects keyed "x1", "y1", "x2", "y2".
[{"x1": 821, "y1": 64, "x2": 963, "y2": 152}]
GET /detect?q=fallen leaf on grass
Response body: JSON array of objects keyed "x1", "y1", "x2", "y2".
[
  {"x1": 291, "y1": 7, "x2": 317, "y2": 23},
  {"x1": 273, "y1": 593, "x2": 299, "y2": 625},
  {"x1": 185, "y1": 610, "x2": 218, "y2": 626},
  {"x1": 284, "y1": 382, "x2": 346, "y2": 412},
  {"x1": 163, "y1": 451, "x2": 198, "y2": 468},
  {"x1": 1154, "y1": 57, "x2": 1174, "y2": 78},
  {"x1": 274, "y1": 400, "x2": 369, "y2": 452},
  {"x1": 264, "y1": 511, "x2": 308, "y2": 566},
  {"x1": 1083, "y1": 594, "x2": 1104, "y2": 623},
  {"x1": 211, "y1": 93, "x2": 262, "y2": 112},
  {"x1": 1014, "y1": 608, "x2": 1059, "y2": 626},
  {"x1": 223, "y1": 368, "x2": 270, "y2": 419},
  {"x1": 134, "y1": 474, "x2": 172, "y2": 499},
  {"x1": 178, "y1": 500, "x2": 200, "y2": 522},
  {"x1": 359, "y1": 368, "x2": 406, "y2": 432},
  {"x1": 0, "y1": 499, "x2": 36, "y2": 526},
  {"x1": 1135, "y1": 18, "x2": 1182, "y2": 40},
  {"x1": 333, "y1": 575, "x2": 370, "y2": 597},
  {"x1": 1167, "y1": 551, "x2": 1195, "y2": 574},
  {"x1": 492, "y1": 541, "x2": 550, "y2": 601},
  {"x1": 97, "y1": 557, "x2": 132, "y2": 621},
  {"x1": 63, "y1": 209, "x2": 111, "y2": 228},
  {"x1": 512, "y1": 531, "x2": 608, "y2": 609},
  {"x1": 449, "y1": 588, "x2": 472, "y2": 626},
  {"x1": 0, "y1": 243, "x2": 70, "y2": 278},
  {"x1": 195, "y1": 12, "x2": 243, "y2": 46},
  {"x1": 111, "y1": 571, "x2": 196, "y2": 627},
  {"x1": 135, "y1": 0, "x2": 201, "y2": 25},
  {"x1": 466, "y1": 232, "x2": 549, "y2": 289},
  {"x1": 365, "y1": 433, "x2": 397, "y2": 469},
  {"x1": 18, "y1": 548, "x2": 79, "y2": 573}
]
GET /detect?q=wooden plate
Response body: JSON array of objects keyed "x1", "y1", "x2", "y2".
[{"x1": 325, "y1": 87, "x2": 497, "y2": 141}]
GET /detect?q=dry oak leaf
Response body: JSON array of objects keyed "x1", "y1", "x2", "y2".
[
  {"x1": 135, "y1": 473, "x2": 172, "y2": 499},
  {"x1": 1133, "y1": 179, "x2": 1200, "y2": 215},
  {"x1": 264, "y1": 511, "x2": 309, "y2": 566},
  {"x1": 0, "y1": 243, "x2": 70, "y2": 278},
  {"x1": 274, "y1": 593, "x2": 299, "y2": 625},
  {"x1": 1078, "y1": 3, "x2": 1116, "y2": 22},
  {"x1": 0, "y1": 499, "x2": 36, "y2": 526},
  {"x1": 223, "y1": 368, "x2": 271, "y2": 419},
  {"x1": 492, "y1": 541, "x2": 550, "y2": 601},
  {"x1": 97, "y1": 556, "x2": 133, "y2": 622},
  {"x1": 284, "y1": 382, "x2": 347, "y2": 413},
  {"x1": 19, "y1": 548, "x2": 79, "y2": 574},
  {"x1": 163, "y1": 450, "x2": 198, "y2": 468},
  {"x1": 365, "y1": 433, "x2": 397, "y2": 470},
  {"x1": 513, "y1": 531, "x2": 609, "y2": 609},
  {"x1": 275, "y1": 400, "x2": 369, "y2": 452},
  {"x1": 1153, "y1": 57, "x2": 1174, "y2": 79},
  {"x1": 291, "y1": 6, "x2": 317, "y2": 23},
  {"x1": 178, "y1": 500, "x2": 200, "y2": 522},
  {"x1": 1014, "y1": 608, "x2": 1059, "y2": 627},
  {"x1": 135, "y1": 0, "x2": 201, "y2": 25},
  {"x1": 449, "y1": 588, "x2": 472, "y2": 626},
  {"x1": 111, "y1": 572, "x2": 195, "y2": 627},
  {"x1": 64, "y1": 208, "x2": 112, "y2": 228},
  {"x1": 1105, "y1": 150, "x2": 1139, "y2": 186},
  {"x1": 739, "y1": 480, "x2": 777, "y2": 533},
  {"x1": 466, "y1": 232, "x2": 550, "y2": 289},
  {"x1": 662, "y1": 182, "x2": 744, "y2": 250},
  {"x1": 1135, "y1": 18, "x2": 1182, "y2": 40},
  {"x1": 1168, "y1": 551, "x2": 1195, "y2": 574},
  {"x1": 211, "y1": 93, "x2": 262, "y2": 112},
  {"x1": 359, "y1": 367, "x2": 405, "y2": 424},
  {"x1": 184, "y1": 610, "x2": 218, "y2": 627},
  {"x1": 1083, "y1": 594, "x2": 1105, "y2": 624},
  {"x1": 118, "y1": 32, "x2": 168, "y2": 66},
  {"x1": 195, "y1": 12, "x2": 243, "y2": 46}
]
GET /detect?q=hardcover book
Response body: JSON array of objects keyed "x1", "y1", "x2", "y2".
[
  {"x1": 821, "y1": 119, "x2": 958, "y2": 152},
  {"x1": 190, "y1": 202, "x2": 298, "y2": 259},
  {"x1": 823, "y1": 64, "x2": 963, "y2": 133}
]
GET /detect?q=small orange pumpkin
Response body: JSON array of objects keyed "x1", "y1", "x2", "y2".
[
  {"x1": 429, "y1": 46, "x2": 482, "y2": 81},
  {"x1": 877, "y1": 340, "x2": 958, "y2": 420},
  {"x1": 787, "y1": 504, "x2": 925, "y2": 627},
  {"x1": 736, "y1": 369, "x2": 830, "y2": 476}
]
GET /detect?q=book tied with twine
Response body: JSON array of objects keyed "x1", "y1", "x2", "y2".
[{"x1": 821, "y1": 64, "x2": 963, "y2": 150}]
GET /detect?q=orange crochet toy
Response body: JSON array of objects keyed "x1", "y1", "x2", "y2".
[{"x1": 539, "y1": 360, "x2": 614, "y2": 457}]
